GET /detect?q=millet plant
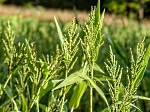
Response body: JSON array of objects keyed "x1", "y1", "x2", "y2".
[{"x1": 0, "y1": 0, "x2": 150, "y2": 112}]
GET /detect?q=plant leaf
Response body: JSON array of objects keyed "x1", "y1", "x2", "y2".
[
  {"x1": 3, "y1": 86, "x2": 19, "y2": 112},
  {"x1": 133, "y1": 95, "x2": 150, "y2": 101},
  {"x1": 12, "y1": 65, "x2": 24, "y2": 74},
  {"x1": 131, "y1": 44, "x2": 150, "y2": 90},
  {"x1": 118, "y1": 83, "x2": 125, "y2": 101},
  {"x1": 21, "y1": 94, "x2": 28, "y2": 112},
  {"x1": 69, "y1": 81, "x2": 87, "y2": 109},
  {"x1": 94, "y1": 0, "x2": 100, "y2": 26},
  {"x1": 54, "y1": 16, "x2": 64, "y2": 50},
  {"x1": 52, "y1": 68, "x2": 88, "y2": 91},
  {"x1": 93, "y1": 63, "x2": 104, "y2": 74},
  {"x1": 39, "y1": 103, "x2": 47, "y2": 111},
  {"x1": 79, "y1": 74, "x2": 109, "y2": 106},
  {"x1": 39, "y1": 81, "x2": 53, "y2": 100},
  {"x1": 129, "y1": 103, "x2": 142, "y2": 112}
]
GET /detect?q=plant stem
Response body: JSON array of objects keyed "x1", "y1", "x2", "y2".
[
  {"x1": 90, "y1": 87, "x2": 93, "y2": 112},
  {"x1": 70, "y1": 108, "x2": 74, "y2": 112},
  {"x1": 36, "y1": 97, "x2": 39, "y2": 112},
  {"x1": 90, "y1": 63, "x2": 94, "y2": 112},
  {"x1": 3, "y1": 73, "x2": 12, "y2": 90},
  {"x1": 60, "y1": 90, "x2": 65, "y2": 112},
  {"x1": 60, "y1": 69, "x2": 68, "y2": 112}
]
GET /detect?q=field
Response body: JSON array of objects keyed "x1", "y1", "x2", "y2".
[{"x1": 0, "y1": 2, "x2": 150, "y2": 112}]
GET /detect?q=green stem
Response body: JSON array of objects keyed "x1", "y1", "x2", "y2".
[
  {"x1": 36, "y1": 97, "x2": 39, "y2": 112},
  {"x1": 90, "y1": 87, "x2": 93, "y2": 112},
  {"x1": 70, "y1": 108, "x2": 74, "y2": 112},
  {"x1": 60, "y1": 69, "x2": 68, "y2": 112},
  {"x1": 3, "y1": 73, "x2": 12, "y2": 90},
  {"x1": 60, "y1": 90, "x2": 65, "y2": 112},
  {"x1": 29, "y1": 82, "x2": 41, "y2": 111},
  {"x1": 90, "y1": 63, "x2": 94, "y2": 112}
]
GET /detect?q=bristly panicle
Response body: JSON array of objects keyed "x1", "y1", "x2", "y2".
[
  {"x1": 80, "y1": 7, "x2": 104, "y2": 67},
  {"x1": 105, "y1": 46, "x2": 123, "y2": 109},
  {"x1": 63, "y1": 18, "x2": 80, "y2": 74},
  {"x1": 105, "y1": 39, "x2": 150, "y2": 111}
]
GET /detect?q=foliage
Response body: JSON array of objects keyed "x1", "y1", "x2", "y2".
[{"x1": 0, "y1": 1, "x2": 150, "y2": 111}]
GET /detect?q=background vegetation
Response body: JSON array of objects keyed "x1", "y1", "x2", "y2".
[
  {"x1": 1, "y1": 0, "x2": 150, "y2": 20},
  {"x1": 0, "y1": 0, "x2": 150, "y2": 112}
]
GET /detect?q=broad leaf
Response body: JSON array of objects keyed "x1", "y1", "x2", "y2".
[
  {"x1": 39, "y1": 81, "x2": 53, "y2": 100},
  {"x1": 79, "y1": 74, "x2": 109, "y2": 106},
  {"x1": 52, "y1": 68, "x2": 87, "y2": 91},
  {"x1": 39, "y1": 79, "x2": 63, "y2": 100},
  {"x1": 69, "y1": 81, "x2": 87, "y2": 109}
]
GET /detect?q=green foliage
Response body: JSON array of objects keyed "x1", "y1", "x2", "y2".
[
  {"x1": 0, "y1": 0, "x2": 5, "y2": 4},
  {"x1": 0, "y1": 1, "x2": 150, "y2": 111},
  {"x1": 104, "y1": 41, "x2": 150, "y2": 111}
]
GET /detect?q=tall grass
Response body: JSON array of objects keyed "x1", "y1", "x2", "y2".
[{"x1": 0, "y1": 0, "x2": 150, "y2": 111}]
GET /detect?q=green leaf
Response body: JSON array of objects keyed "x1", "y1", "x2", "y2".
[
  {"x1": 39, "y1": 81, "x2": 53, "y2": 100},
  {"x1": 21, "y1": 94, "x2": 28, "y2": 112},
  {"x1": 54, "y1": 16, "x2": 69, "y2": 59},
  {"x1": 69, "y1": 81, "x2": 87, "y2": 109},
  {"x1": 79, "y1": 74, "x2": 109, "y2": 106},
  {"x1": 118, "y1": 83, "x2": 125, "y2": 101},
  {"x1": 93, "y1": 63, "x2": 104, "y2": 74},
  {"x1": 65, "y1": 84, "x2": 72, "y2": 94},
  {"x1": 52, "y1": 67, "x2": 88, "y2": 91},
  {"x1": 94, "y1": 0, "x2": 105, "y2": 61},
  {"x1": 3, "y1": 86, "x2": 19, "y2": 112},
  {"x1": 54, "y1": 16, "x2": 64, "y2": 50},
  {"x1": 25, "y1": 39, "x2": 32, "y2": 60},
  {"x1": 39, "y1": 104, "x2": 47, "y2": 111},
  {"x1": 0, "y1": 98, "x2": 12, "y2": 111},
  {"x1": 93, "y1": 77, "x2": 104, "y2": 85},
  {"x1": 12, "y1": 65, "x2": 24, "y2": 74},
  {"x1": 39, "y1": 80, "x2": 63, "y2": 100},
  {"x1": 131, "y1": 44, "x2": 150, "y2": 90},
  {"x1": 129, "y1": 103, "x2": 142, "y2": 112},
  {"x1": 94, "y1": 0, "x2": 100, "y2": 27},
  {"x1": 133, "y1": 95, "x2": 150, "y2": 101},
  {"x1": 94, "y1": 75, "x2": 112, "y2": 81}
]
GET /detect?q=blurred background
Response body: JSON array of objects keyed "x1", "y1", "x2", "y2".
[{"x1": 0, "y1": 0, "x2": 150, "y2": 21}]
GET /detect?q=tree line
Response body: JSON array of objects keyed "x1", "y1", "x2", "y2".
[{"x1": 1, "y1": 0, "x2": 150, "y2": 20}]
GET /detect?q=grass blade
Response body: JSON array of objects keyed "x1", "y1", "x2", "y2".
[
  {"x1": 79, "y1": 74, "x2": 109, "y2": 106},
  {"x1": 21, "y1": 94, "x2": 28, "y2": 112},
  {"x1": 3, "y1": 86, "x2": 19, "y2": 112},
  {"x1": 69, "y1": 81, "x2": 87, "y2": 109},
  {"x1": 52, "y1": 68, "x2": 88, "y2": 91},
  {"x1": 133, "y1": 95, "x2": 150, "y2": 101},
  {"x1": 93, "y1": 63, "x2": 104, "y2": 74},
  {"x1": 54, "y1": 16, "x2": 64, "y2": 50}
]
